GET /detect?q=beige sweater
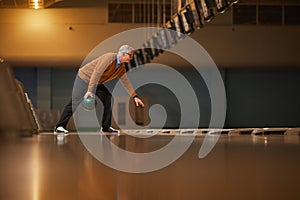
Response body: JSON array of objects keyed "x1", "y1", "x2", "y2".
[{"x1": 78, "y1": 52, "x2": 137, "y2": 97}]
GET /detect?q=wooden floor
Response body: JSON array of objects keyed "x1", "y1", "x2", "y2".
[{"x1": 0, "y1": 130, "x2": 299, "y2": 200}]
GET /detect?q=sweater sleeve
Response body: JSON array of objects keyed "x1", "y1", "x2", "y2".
[{"x1": 119, "y1": 69, "x2": 137, "y2": 97}]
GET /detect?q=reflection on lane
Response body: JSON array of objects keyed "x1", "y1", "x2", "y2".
[{"x1": 0, "y1": 133, "x2": 299, "y2": 200}]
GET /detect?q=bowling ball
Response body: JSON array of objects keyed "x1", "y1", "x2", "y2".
[{"x1": 82, "y1": 96, "x2": 97, "y2": 111}]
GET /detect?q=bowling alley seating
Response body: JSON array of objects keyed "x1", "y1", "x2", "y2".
[{"x1": 0, "y1": 62, "x2": 39, "y2": 136}]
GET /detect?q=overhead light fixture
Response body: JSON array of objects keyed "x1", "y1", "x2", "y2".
[
  {"x1": 189, "y1": 0, "x2": 204, "y2": 29},
  {"x1": 151, "y1": 35, "x2": 164, "y2": 56},
  {"x1": 157, "y1": 28, "x2": 171, "y2": 50},
  {"x1": 214, "y1": 0, "x2": 229, "y2": 13},
  {"x1": 142, "y1": 42, "x2": 154, "y2": 63},
  {"x1": 228, "y1": 0, "x2": 239, "y2": 5},
  {"x1": 134, "y1": 49, "x2": 146, "y2": 66},
  {"x1": 199, "y1": 0, "x2": 214, "y2": 22},
  {"x1": 180, "y1": 5, "x2": 195, "y2": 35},
  {"x1": 165, "y1": 20, "x2": 179, "y2": 46},
  {"x1": 28, "y1": 0, "x2": 44, "y2": 9},
  {"x1": 172, "y1": 13, "x2": 185, "y2": 40}
]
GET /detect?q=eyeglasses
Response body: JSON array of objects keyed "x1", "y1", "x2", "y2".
[{"x1": 125, "y1": 53, "x2": 133, "y2": 58}]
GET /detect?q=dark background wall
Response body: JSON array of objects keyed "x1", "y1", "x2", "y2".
[
  {"x1": 225, "y1": 68, "x2": 300, "y2": 128},
  {"x1": 12, "y1": 66, "x2": 300, "y2": 128}
]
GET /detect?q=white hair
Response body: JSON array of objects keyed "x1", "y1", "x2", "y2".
[{"x1": 118, "y1": 45, "x2": 134, "y2": 57}]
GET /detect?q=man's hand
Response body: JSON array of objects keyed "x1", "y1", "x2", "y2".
[
  {"x1": 134, "y1": 97, "x2": 144, "y2": 107},
  {"x1": 84, "y1": 91, "x2": 93, "y2": 99}
]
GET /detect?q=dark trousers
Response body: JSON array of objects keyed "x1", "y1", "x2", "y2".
[{"x1": 56, "y1": 76, "x2": 112, "y2": 130}]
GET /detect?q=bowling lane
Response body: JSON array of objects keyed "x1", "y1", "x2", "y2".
[{"x1": 0, "y1": 132, "x2": 299, "y2": 200}]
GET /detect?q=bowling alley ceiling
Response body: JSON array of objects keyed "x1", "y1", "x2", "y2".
[
  {"x1": 0, "y1": 0, "x2": 299, "y2": 9},
  {"x1": 1, "y1": 0, "x2": 299, "y2": 68}
]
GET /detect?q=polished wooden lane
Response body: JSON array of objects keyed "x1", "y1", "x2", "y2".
[{"x1": 0, "y1": 131, "x2": 299, "y2": 200}]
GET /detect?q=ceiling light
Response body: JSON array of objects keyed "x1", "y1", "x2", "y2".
[{"x1": 28, "y1": 0, "x2": 44, "y2": 9}]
